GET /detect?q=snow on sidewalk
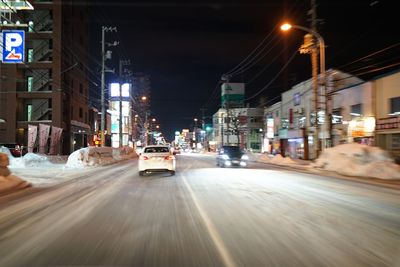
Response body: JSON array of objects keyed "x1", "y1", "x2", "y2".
[
  {"x1": 0, "y1": 146, "x2": 138, "y2": 191},
  {"x1": 311, "y1": 143, "x2": 400, "y2": 180},
  {"x1": 252, "y1": 143, "x2": 400, "y2": 180}
]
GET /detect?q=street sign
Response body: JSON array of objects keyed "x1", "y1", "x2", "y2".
[{"x1": 2, "y1": 30, "x2": 25, "y2": 63}]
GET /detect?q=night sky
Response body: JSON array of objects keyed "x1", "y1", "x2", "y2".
[{"x1": 88, "y1": 0, "x2": 400, "y2": 141}]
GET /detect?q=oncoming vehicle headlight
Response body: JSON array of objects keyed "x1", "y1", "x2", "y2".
[
  {"x1": 222, "y1": 154, "x2": 230, "y2": 160},
  {"x1": 241, "y1": 155, "x2": 249, "y2": 160}
]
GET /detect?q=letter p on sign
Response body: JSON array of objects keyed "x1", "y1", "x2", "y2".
[{"x1": 5, "y1": 33, "x2": 22, "y2": 51}]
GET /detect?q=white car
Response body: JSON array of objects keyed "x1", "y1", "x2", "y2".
[{"x1": 138, "y1": 145, "x2": 176, "y2": 176}]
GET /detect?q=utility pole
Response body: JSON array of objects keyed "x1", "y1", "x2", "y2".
[
  {"x1": 221, "y1": 76, "x2": 231, "y2": 146},
  {"x1": 311, "y1": 0, "x2": 320, "y2": 157},
  {"x1": 100, "y1": 26, "x2": 117, "y2": 147},
  {"x1": 200, "y1": 108, "x2": 206, "y2": 151},
  {"x1": 304, "y1": 0, "x2": 320, "y2": 158}
]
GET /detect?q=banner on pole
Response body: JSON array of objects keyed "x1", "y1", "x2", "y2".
[
  {"x1": 27, "y1": 124, "x2": 37, "y2": 153},
  {"x1": 49, "y1": 126, "x2": 63, "y2": 155},
  {"x1": 39, "y1": 123, "x2": 50, "y2": 154}
]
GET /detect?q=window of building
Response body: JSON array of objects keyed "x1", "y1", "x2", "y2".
[
  {"x1": 281, "y1": 118, "x2": 289, "y2": 129},
  {"x1": 332, "y1": 108, "x2": 342, "y2": 124},
  {"x1": 28, "y1": 49, "x2": 33, "y2": 62},
  {"x1": 28, "y1": 21, "x2": 34, "y2": 32},
  {"x1": 294, "y1": 93, "x2": 301, "y2": 106},
  {"x1": 79, "y1": 108, "x2": 83, "y2": 118},
  {"x1": 27, "y1": 76, "x2": 33, "y2": 92},
  {"x1": 85, "y1": 112, "x2": 88, "y2": 123},
  {"x1": 79, "y1": 83, "x2": 83, "y2": 94},
  {"x1": 49, "y1": 39, "x2": 53, "y2": 49},
  {"x1": 390, "y1": 97, "x2": 400, "y2": 115},
  {"x1": 71, "y1": 107, "x2": 73, "y2": 119},
  {"x1": 351, "y1": 104, "x2": 362, "y2": 118},
  {"x1": 26, "y1": 104, "x2": 32, "y2": 121}
]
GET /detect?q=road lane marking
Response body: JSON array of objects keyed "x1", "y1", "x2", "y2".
[{"x1": 181, "y1": 173, "x2": 237, "y2": 267}]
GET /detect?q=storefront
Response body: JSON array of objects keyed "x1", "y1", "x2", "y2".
[
  {"x1": 279, "y1": 128, "x2": 308, "y2": 159},
  {"x1": 346, "y1": 117, "x2": 376, "y2": 145},
  {"x1": 376, "y1": 116, "x2": 400, "y2": 163}
]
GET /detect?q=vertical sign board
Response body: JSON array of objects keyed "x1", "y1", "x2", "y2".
[{"x1": 1, "y1": 30, "x2": 25, "y2": 63}]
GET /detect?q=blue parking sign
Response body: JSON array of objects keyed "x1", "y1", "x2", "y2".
[{"x1": 2, "y1": 30, "x2": 25, "y2": 63}]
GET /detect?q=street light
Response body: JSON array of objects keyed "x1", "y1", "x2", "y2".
[
  {"x1": 280, "y1": 23, "x2": 325, "y2": 85},
  {"x1": 281, "y1": 22, "x2": 326, "y2": 156},
  {"x1": 141, "y1": 96, "x2": 147, "y2": 101}
]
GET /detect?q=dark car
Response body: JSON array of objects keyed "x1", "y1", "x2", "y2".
[
  {"x1": 0, "y1": 143, "x2": 27, "y2": 157},
  {"x1": 216, "y1": 146, "x2": 249, "y2": 167}
]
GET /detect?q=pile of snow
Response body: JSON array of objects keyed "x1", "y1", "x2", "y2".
[
  {"x1": 269, "y1": 154, "x2": 298, "y2": 165},
  {"x1": 0, "y1": 146, "x2": 13, "y2": 159},
  {"x1": 65, "y1": 146, "x2": 137, "y2": 168},
  {"x1": 10, "y1": 153, "x2": 53, "y2": 168},
  {"x1": 1, "y1": 147, "x2": 61, "y2": 168},
  {"x1": 256, "y1": 154, "x2": 298, "y2": 165},
  {"x1": 312, "y1": 143, "x2": 400, "y2": 179},
  {"x1": 0, "y1": 153, "x2": 30, "y2": 195}
]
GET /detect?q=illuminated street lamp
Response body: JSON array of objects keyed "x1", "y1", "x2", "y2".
[
  {"x1": 281, "y1": 22, "x2": 326, "y2": 156},
  {"x1": 152, "y1": 118, "x2": 156, "y2": 122},
  {"x1": 156, "y1": 125, "x2": 160, "y2": 129},
  {"x1": 141, "y1": 96, "x2": 147, "y2": 101},
  {"x1": 280, "y1": 23, "x2": 325, "y2": 84}
]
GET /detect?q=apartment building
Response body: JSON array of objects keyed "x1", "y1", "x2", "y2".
[{"x1": 0, "y1": 0, "x2": 90, "y2": 154}]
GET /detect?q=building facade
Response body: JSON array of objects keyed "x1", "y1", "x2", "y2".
[
  {"x1": 212, "y1": 107, "x2": 263, "y2": 152},
  {"x1": 374, "y1": 70, "x2": 400, "y2": 162},
  {"x1": 276, "y1": 69, "x2": 363, "y2": 159},
  {"x1": 330, "y1": 82, "x2": 375, "y2": 147},
  {"x1": 0, "y1": 0, "x2": 90, "y2": 154}
]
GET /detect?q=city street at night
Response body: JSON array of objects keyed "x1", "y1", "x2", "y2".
[{"x1": 0, "y1": 154, "x2": 399, "y2": 267}]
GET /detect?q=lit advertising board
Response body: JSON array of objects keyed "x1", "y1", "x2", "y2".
[
  {"x1": 110, "y1": 83, "x2": 120, "y2": 97},
  {"x1": 221, "y1": 83, "x2": 245, "y2": 107},
  {"x1": 267, "y1": 118, "x2": 274, "y2": 138},
  {"x1": 110, "y1": 83, "x2": 131, "y2": 97}
]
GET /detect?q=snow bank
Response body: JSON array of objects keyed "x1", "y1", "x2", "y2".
[
  {"x1": 65, "y1": 146, "x2": 137, "y2": 168},
  {"x1": 11, "y1": 153, "x2": 54, "y2": 168},
  {"x1": 312, "y1": 143, "x2": 400, "y2": 179},
  {"x1": 255, "y1": 154, "x2": 299, "y2": 166}
]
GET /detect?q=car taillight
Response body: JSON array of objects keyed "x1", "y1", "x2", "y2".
[
  {"x1": 141, "y1": 155, "x2": 149, "y2": 160},
  {"x1": 164, "y1": 155, "x2": 174, "y2": 160}
]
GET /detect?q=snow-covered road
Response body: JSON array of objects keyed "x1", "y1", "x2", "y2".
[{"x1": 0, "y1": 154, "x2": 399, "y2": 266}]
